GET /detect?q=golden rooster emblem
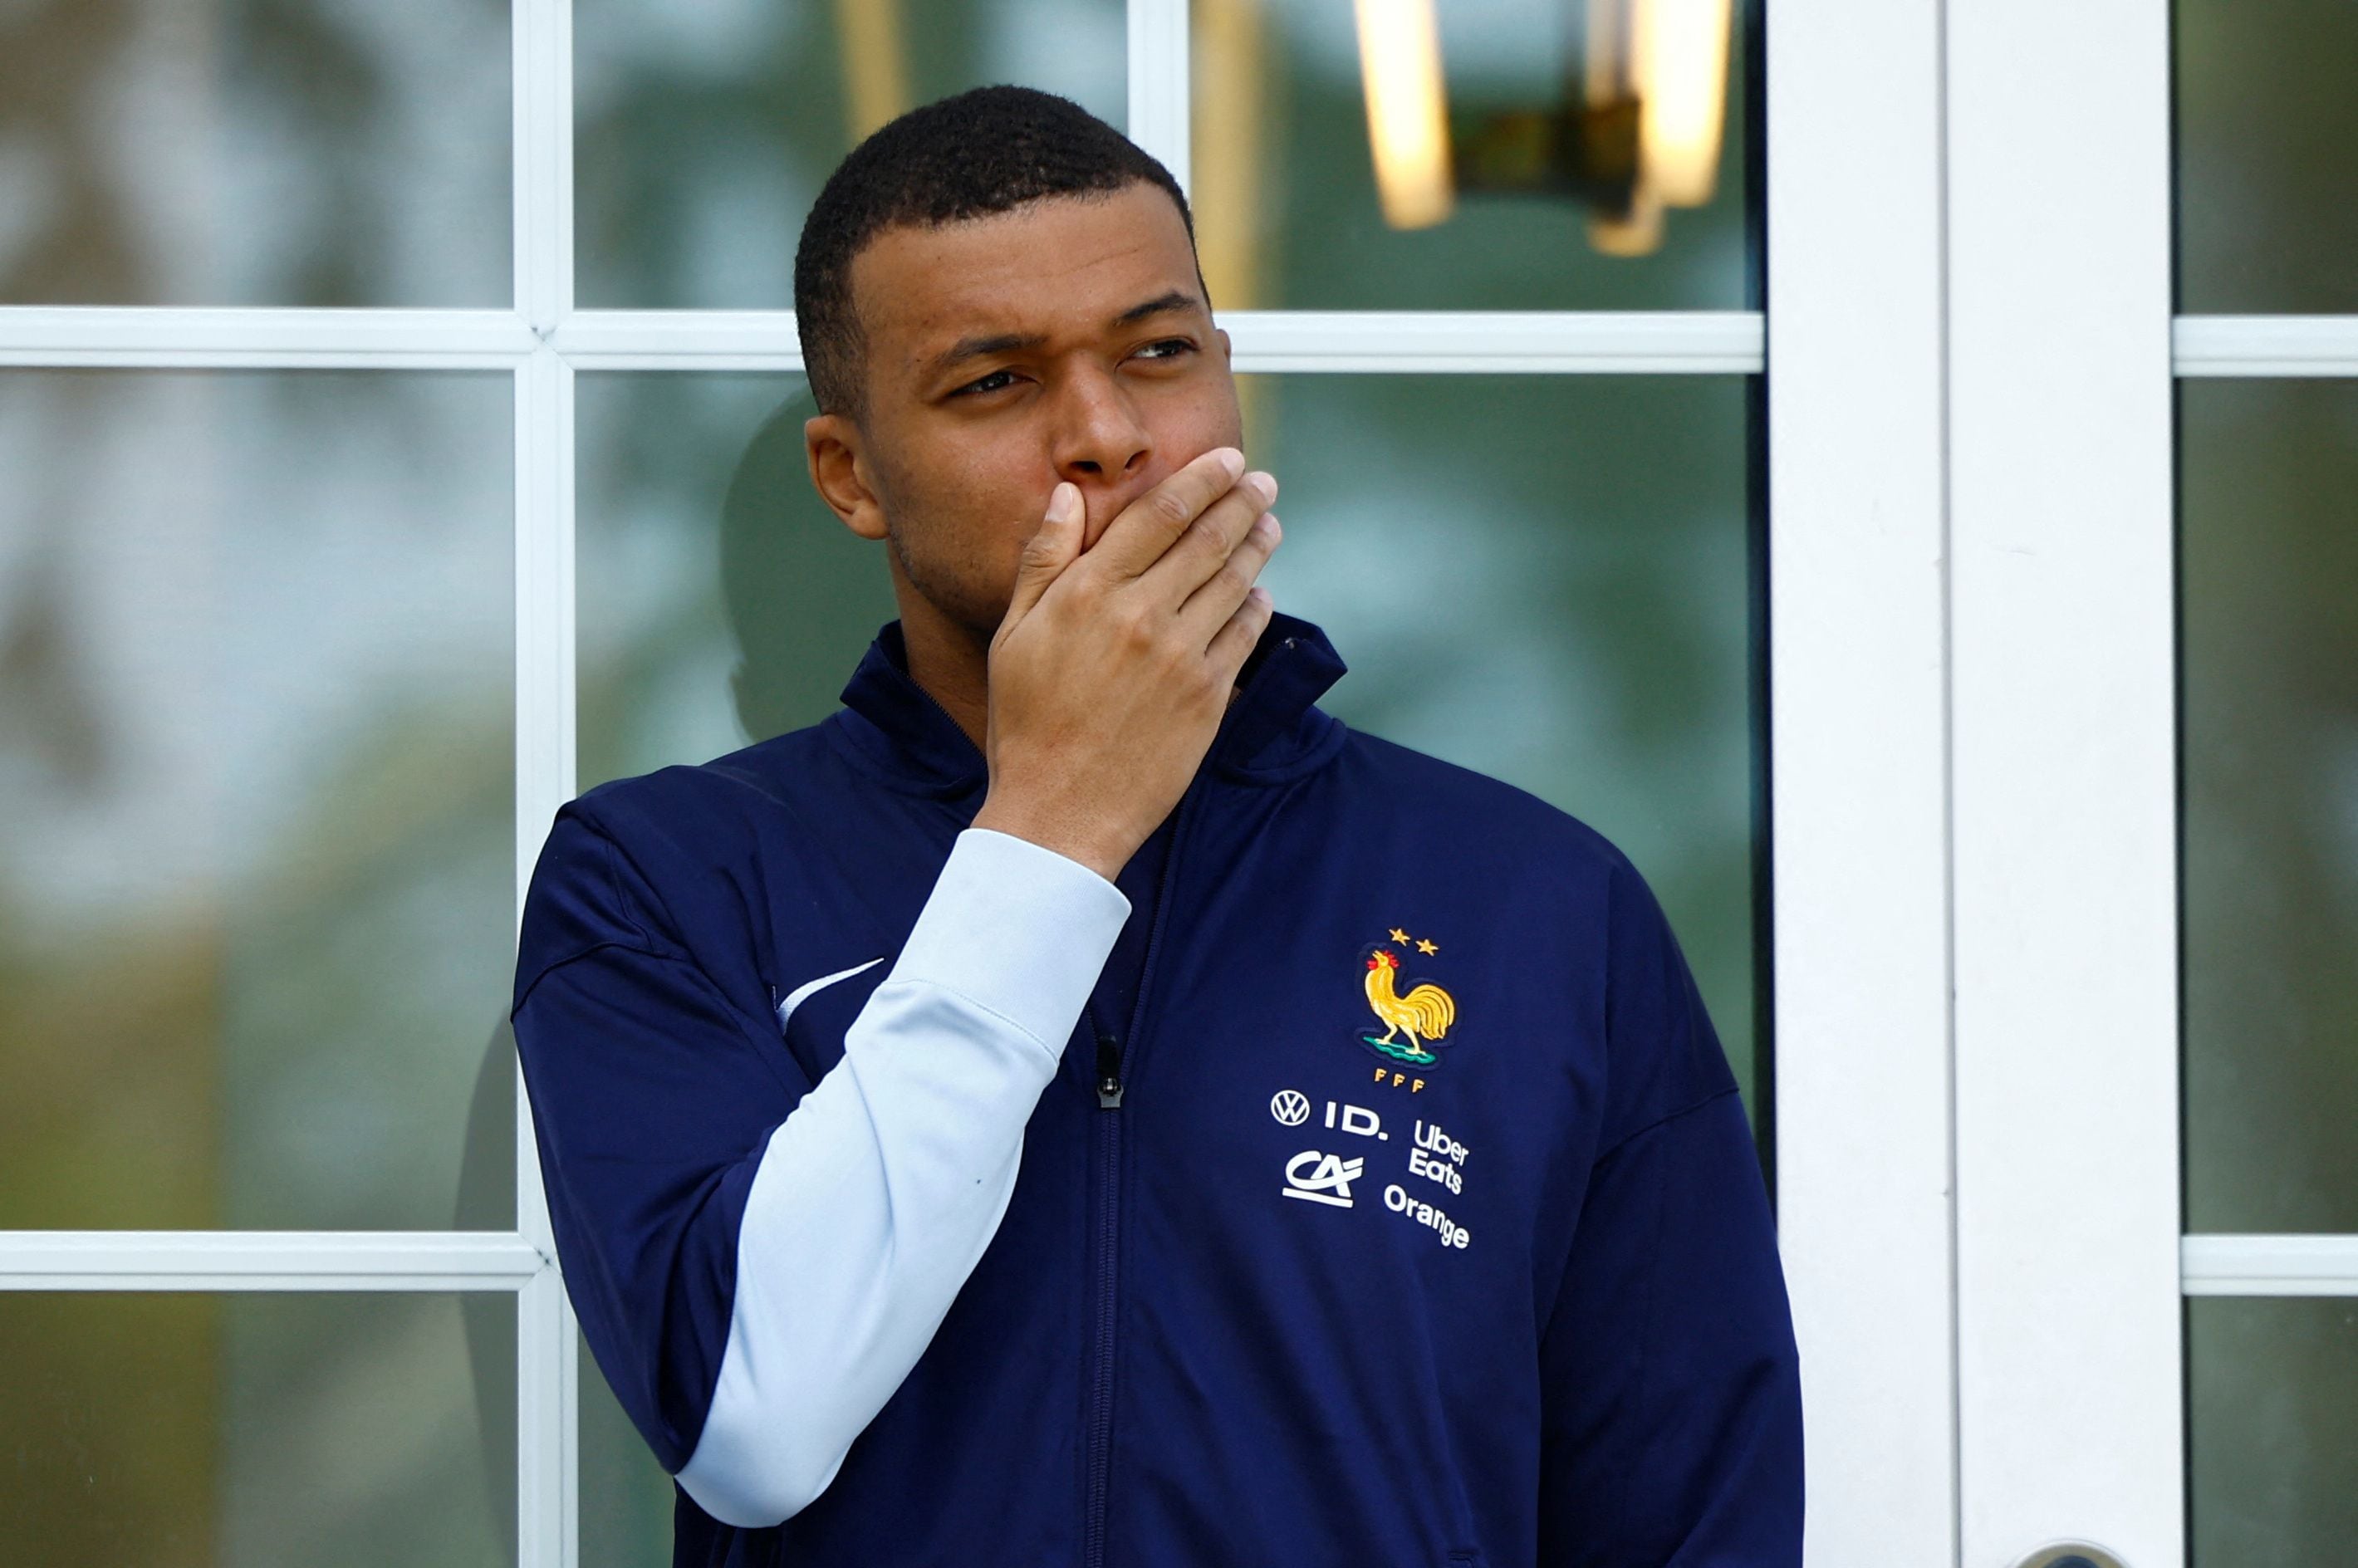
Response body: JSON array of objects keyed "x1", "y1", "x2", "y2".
[{"x1": 1361, "y1": 945, "x2": 1458, "y2": 1066}]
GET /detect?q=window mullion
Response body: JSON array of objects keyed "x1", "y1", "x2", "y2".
[
  {"x1": 1127, "y1": 0, "x2": 1192, "y2": 194},
  {"x1": 513, "y1": 0, "x2": 580, "y2": 1560}
]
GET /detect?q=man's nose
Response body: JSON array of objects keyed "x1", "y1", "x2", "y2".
[{"x1": 1051, "y1": 365, "x2": 1152, "y2": 491}]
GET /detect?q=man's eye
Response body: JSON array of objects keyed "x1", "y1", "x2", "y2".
[
  {"x1": 953, "y1": 370, "x2": 1020, "y2": 397},
  {"x1": 1133, "y1": 338, "x2": 1195, "y2": 362}
]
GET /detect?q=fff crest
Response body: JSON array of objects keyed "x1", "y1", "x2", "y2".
[{"x1": 1354, "y1": 928, "x2": 1460, "y2": 1069}]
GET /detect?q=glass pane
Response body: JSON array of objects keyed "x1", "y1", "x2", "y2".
[
  {"x1": 2174, "y1": 0, "x2": 2358, "y2": 312},
  {"x1": 0, "y1": 0, "x2": 510, "y2": 306},
  {"x1": 576, "y1": 0, "x2": 1128, "y2": 309},
  {"x1": 0, "y1": 1291, "x2": 514, "y2": 1566},
  {"x1": 2189, "y1": 1296, "x2": 2358, "y2": 1566},
  {"x1": 576, "y1": 373, "x2": 895, "y2": 788},
  {"x1": 579, "y1": 1331, "x2": 677, "y2": 1568},
  {"x1": 1246, "y1": 374, "x2": 1762, "y2": 1105},
  {"x1": 1194, "y1": 0, "x2": 1753, "y2": 311},
  {"x1": 0, "y1": 371, "x2": 516, "y2": 1230},
  {"x1": 2180, "y1": 380, "x2": 2358, "y2": 1232}
]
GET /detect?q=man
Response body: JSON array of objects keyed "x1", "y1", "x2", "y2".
[{"x1": 514, "y1": 86, "x2": 1801, "y2": 1568}]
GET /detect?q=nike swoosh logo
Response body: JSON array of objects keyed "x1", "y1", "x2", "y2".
[{"x1": 775, "y1": 957, "x2": 885, "y2": 1032}]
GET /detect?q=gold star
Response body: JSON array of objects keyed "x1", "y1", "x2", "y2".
[
  {"x1": 1416, "y1": 938, "x2": 1439, "y2": 955},
  {"x1": 1388, "y1": 927, "x2": 1411, "y2": 944}
]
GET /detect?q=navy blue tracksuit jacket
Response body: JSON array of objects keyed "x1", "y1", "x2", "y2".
[{"x1": 512, "y1": 611, "x2": 1803, "y2": 1566}]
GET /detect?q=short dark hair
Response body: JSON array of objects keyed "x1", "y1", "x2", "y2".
[{"x1": 793, "y1": 85, "x2": 1195, "y2": 418}]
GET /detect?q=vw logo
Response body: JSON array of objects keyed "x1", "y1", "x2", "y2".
[{"x1": 1269, "y1": 1089, "x2": 1311, "y2": 1126}]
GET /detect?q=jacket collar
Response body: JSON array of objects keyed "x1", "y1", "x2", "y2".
[{"x1": 832, "y1": 611, "x2": 1349, "y2": 796}]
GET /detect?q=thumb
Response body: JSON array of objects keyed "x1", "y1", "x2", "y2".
[{"x1": 1004, "y1": 481, "x2": 1084, "y2": 625}]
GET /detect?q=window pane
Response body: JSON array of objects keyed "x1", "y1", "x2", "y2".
[
  {"x1": 2174, "y1": 0, "x2": 2358, "y2": 312},
  {"x1": 0, "y1": 371, "x2": 516, "y2": 1231},
  {"x1": 1244, "y1": 374, "x2": 1762, "y2": 1105},
  {"x1": 2189, "y1": 1296, "x2": 2358, "y2": 1566},
  {"x1": 1193, "y1": 0, "x2": 1753, "y2": 311},
  {"x1": 576, "y1": 0, "x2": 1127, "y2": 309},
  {"x1": 0, "y1": 1291, "x2": 514, "y2": 1566},
  {"x1": 2180, "y1": 380, "x2": 2358, "y2": 1232},
  {"x1": 0, "y1": 0, "x2": 510, "y2": 306},
  {"x1": 579, "y1": 1330, "x2": 677, "y2": 1568},
  {"x1": 576, "y1": 373, "x2": 892, "y2": 788}
]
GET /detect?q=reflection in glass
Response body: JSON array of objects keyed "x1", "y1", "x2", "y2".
[
  {"x1": 0, "y1": 1291, "x2": 514, "y2": 1566},
  {"x1": 2189, "y1": 1296, "x2": 2358, "y2": 1565},
  {"x1": 2180, "y1": 380, "x2": 2358, "y2": 1232},
  {"x1": 0, "y1": 371, "x2": 516, "y2": 1231},
  {"x1": 0, "y1": 0, "x2": 510, "y2": 306},
  {"x1": 575, "y1": 0, "x2": 1127, "y2": 309},
  {"x1": 2174, "y1": 0, "x2": 2358, "y2": 312},
  {"x1": 576, "y1": 370, "x2": 1762, "y2": 1115},
  {"x1": 1191, "y1": 0, "x2": 1753, "y2": 311}
]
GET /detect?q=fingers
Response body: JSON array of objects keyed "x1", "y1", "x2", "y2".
[
  {"x1": 1205, "y1": 584, "x2": 1277, "y2": 675},
  {"x1": 1029, "y1": 443, "x2": 1281, "y2": 684},
  {"x1": 1002, "y1": 481, "x2": 1084, "y2": 630},
  {"x1": 1175, "y1": 507, "x2": 1282, "y2": 642},
  {"x1": 1136, "y1": 466, "x2": 1277, "y2": 608},
  {"x1": 1085, "y1": 447, "x2": 1248, "y2": 579}
]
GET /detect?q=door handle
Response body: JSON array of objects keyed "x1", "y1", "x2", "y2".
[{"x1": 2009, "y1": 1546, "x2": 2125, "y2": 1568}]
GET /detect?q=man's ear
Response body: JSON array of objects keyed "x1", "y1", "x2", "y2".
[{"x1": 805, "y1": 414, "x2": 889, "y2": 541}]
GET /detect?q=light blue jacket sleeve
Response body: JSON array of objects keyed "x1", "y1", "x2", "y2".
[{"x1": 675, "y1": 827, "x2": 1130, "y2": 1527}]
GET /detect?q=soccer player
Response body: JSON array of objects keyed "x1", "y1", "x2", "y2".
[{"x1": 513, "y1": 86, "x2": 1801, "y2": 1568}]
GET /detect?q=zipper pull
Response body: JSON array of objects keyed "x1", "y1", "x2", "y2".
[{"x1": 1095, "y1": 1031, "x2": 1125, "y2": 1109}]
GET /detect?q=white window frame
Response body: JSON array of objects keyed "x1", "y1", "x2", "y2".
[
  {"x1": 1762, "y1": 0, "x2": 1955, "y2": 1557},
  {"x1": 1775, "y1": 1, "x2": 2358, "y2": 1566},
  {"x1": 14, "y1": 0, "x2": 2350, "y2": 1563},
  {"x1": 0, "y1": 3, "x2": 1755, "y2": 1561}
]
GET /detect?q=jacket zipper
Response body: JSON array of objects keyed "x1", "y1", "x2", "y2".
[
  {"x1": 1083, "y1": 1025, "x2": 1124, "y2": 1568},
  {"x1": 1081, "y1": 790, "x2": 1201, "y2": 1568}
]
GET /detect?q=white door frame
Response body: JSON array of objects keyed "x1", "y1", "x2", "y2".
[
  {"x1": 1944, "y1": 0, "x2": 2180, "y2": 1562},
  {"x1": 1768, "y1": 0, "x2": 2187, "y2": 1558},
  {"x1": 1763, "y1": 0, "x2": 1958, "y2": 1557},
  {"x1": 1777, "y1": 0, "x2": 2358, "y2": 1561}
]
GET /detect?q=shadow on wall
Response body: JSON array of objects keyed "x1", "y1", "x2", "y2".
[
  {"x1": 571, "y1": 376, "x2": 900, "y2": 796},
  {"x1": 719, "y1": 392, "x2": 901, "y2": 746},
  {"x1": 458, "y1": 1020, "x2": 521, "y2": 1567}
]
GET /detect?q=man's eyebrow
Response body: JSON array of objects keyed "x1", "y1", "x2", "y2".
[
  {"x1": 923, "y1": 292, "x2": 1205, "y2": 380},
  {"x1": 925, "y1": 330, "x2": 1047, "y2": 379},
  {"x1": 1112, "y1": 289, "x2": 1203, "y2": 327}
]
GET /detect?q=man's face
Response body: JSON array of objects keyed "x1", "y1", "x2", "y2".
[{"x1": 805, "y1": 182, "x2": 1243, "y2": 643}]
